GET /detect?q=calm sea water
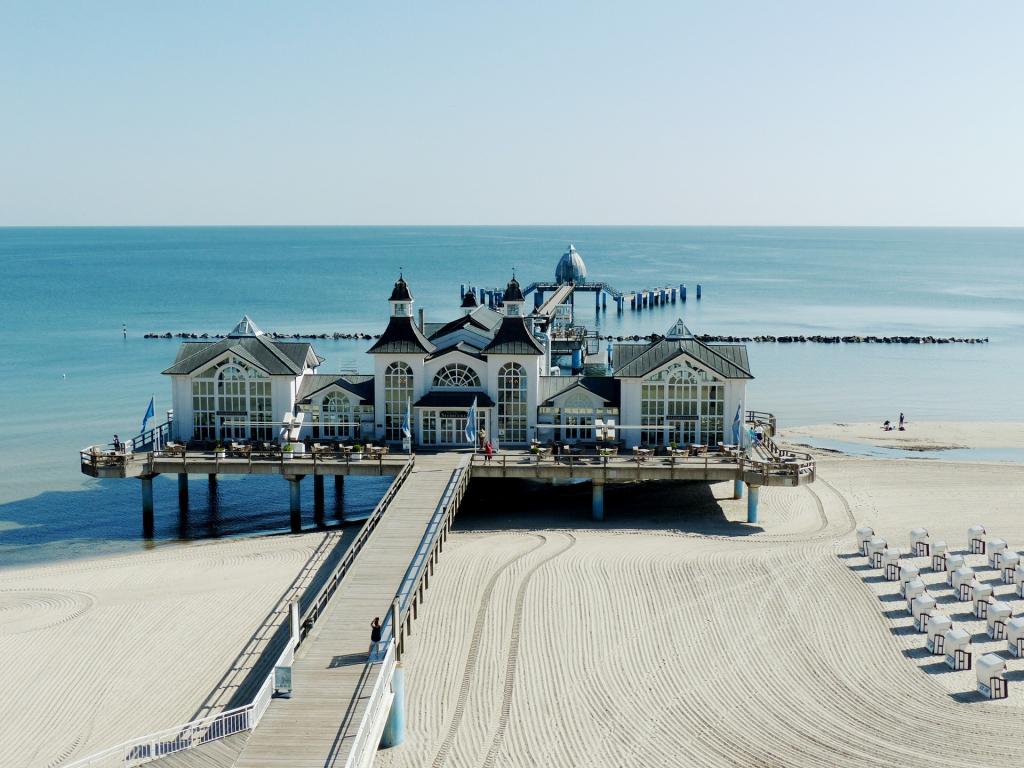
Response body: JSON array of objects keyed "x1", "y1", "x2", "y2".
[{"x1": 2, "y1": 227, "x2": 1022, "y2": 567}]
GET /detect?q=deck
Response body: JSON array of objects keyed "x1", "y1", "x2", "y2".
[{"x1": 230, "y1": 453, "x2": 467, "y2": 768}]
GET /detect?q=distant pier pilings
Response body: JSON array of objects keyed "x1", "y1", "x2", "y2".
[{"x1": 141, "y1": 331, "x2": 989, "y2": 344}]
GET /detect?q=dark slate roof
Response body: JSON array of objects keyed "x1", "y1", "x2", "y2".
[
  {"x1": 482, "y1": 317, "x2": 544, "y2": 356},
  {"x1": 541, "y1": 376, "x2": 620, "y2": 406},
  {"x1": 296, "y1": 374, "x2": 374, "y2": 404},
  {"x1": 427, "y1": 313, "x2": 492, "y2": 341},
  {"x1": 503, "y1": 277, "x2": 525, "y2": 303},
  {"x1": 366, "y1": 317, "x2": 436, "y2": 355},
  {"x1": 425, "y1": 341, "x2": 486, "y2": 361},
  {"x1": 708, "y1": 344, "x2": 751, "y2": 374},
  {"x1": 389, "y1": 275, "x2": 413, "y2": 301},
  {"x1": 614, "y1": 337, "x2": 753, "y2": 379},
  {"x1": 611, "y1": 343, "x2": 649, "y2": 371},
  {"x1": 461, "y1": 290, "x2": 478, "y2": 308},
  {"x1": 163, "y1": 335, "x2": 317, "y2": 376},
  {"x1": 413, "y1": 391, "x2": 495, "y2": 408}
]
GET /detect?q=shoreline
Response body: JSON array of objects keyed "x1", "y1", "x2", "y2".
[{"x1": 781, "y1": 420, "x2": 1024, "y2": 453}]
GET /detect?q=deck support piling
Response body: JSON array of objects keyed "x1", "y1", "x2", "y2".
[
  {"x1": 380, "y1": 664, "x2": 406, "y2": 748},
  {"x1": 177, "y1": 473, "x2": 189, "y2": 509},
  {"x1": 141, "y1": 475, "x2": 155, "y2": 538},
  {"x1": 746, "y1": 483, "x2": 760, "y2": 523},
  {"x1": 734, "y1": 479, "x2": 744, "y2": 499},
  {"x1": 288, "y1": 476, "x2": 303, "y2": 532},
  {"x1": 313, "y1": 475, "x2": 325, "y2": 525},
  {"x1": 592, "y1": 479, "x2": 605, "y2": 522},
  {"x1": 334, "y1": 475, "x2": 345, "y2": 520}
]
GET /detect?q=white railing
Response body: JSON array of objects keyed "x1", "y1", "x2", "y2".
[
  {"x1": 65, "y1": 637, "x2": 296, "y2": 768},
  {"x1": 343, "y1": 639, "x2": 397, "y2": 768}
]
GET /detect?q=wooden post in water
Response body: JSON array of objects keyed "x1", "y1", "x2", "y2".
[{"x1": 141, "y1": 475, "x2": 155, "y2": 538}]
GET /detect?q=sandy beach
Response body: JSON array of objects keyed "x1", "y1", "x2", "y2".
[
  {"x1": 0, "y1": 529, "x2": 351, "y2": 767},
  {"x1": 780, "y1": 421, "x2": 1024, "y2": 452},
  {"x1": 375, "y1": 423, "x2": 1024, "y2": 768}
]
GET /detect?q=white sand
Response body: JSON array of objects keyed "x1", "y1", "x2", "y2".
[
  {"x1": 376, "y1": 432, "x2": 1024, "y2": 767},
  {"x1": 781, "y1": 420, "x2": 1024, "y2": 451},
  {"x1": 0, "y1": 531, "x2": 345, "y2": 767}
]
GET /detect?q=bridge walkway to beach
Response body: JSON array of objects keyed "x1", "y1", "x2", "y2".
[{"x1": 230, "y1": 452, "x2": 468, "y2": 768}]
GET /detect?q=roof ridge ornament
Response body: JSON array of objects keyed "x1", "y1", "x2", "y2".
[
  {"x1": 229, "y1": 314, "x2": 264, "y2": 337},
  {"x1": 665, "y1": 318, "x2": 692, "y2": 340}
]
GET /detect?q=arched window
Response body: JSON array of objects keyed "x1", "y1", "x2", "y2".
[
  {"x1": 384, "y1": 362, "x2": 414, "y2": 441},
  {"x1": 497, "y1": 363, "x2": 527, "y2": 443},
  {"x1": 641, "y1": 362, "x2": 721, "y2": 446},
  {"x1": 322, "y1": 392, "x2": 353, "y2": 439},
  {"x1": 433, "y1": 363, "x2": 481, "y2": 389},
  {"x1": 191, "y1": 356, "x2": 271, "y2": 441}
]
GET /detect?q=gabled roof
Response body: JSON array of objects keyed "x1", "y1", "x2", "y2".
[
  {"x1": 162, "y1": 334, "x2": 317, "y2": 376},
  {"x1": 482, "y1": 317, "x2": 544, "y2": 356},
  {"x1": 366, "y1": 316, "x2": 436, "y2": 355},
  {"x1": 427, "y1": 313, "x2": 492, "y2": 341},
  {"x1": 296, "y1": 374, "x2": 375, "y2": 404},
  {"x1": 611, "y1": 343, "x2": 649, "y2": 371},
  {"x1": 541, "y1": 376, "x2": 620, "y2": 406},
  {"x1": 614, "y1": 336, "x2": 753, "y2": 379},
  {"x1": 425, "y1": 341, "x2": 486, "y2": 361}
]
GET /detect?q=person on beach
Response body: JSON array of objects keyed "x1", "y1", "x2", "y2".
[
  {"x1": 899, "y1": 412, "x2": 906, "y2": 430},
  {"x1": 883, "y1": 420, "x2": 891, "y2": 431},
  {"x1": 113, "y1": 434, "x2": 121, "y2": 451},
  {"x1": 484, "y1": 440, "x2": 494, "y2": 462},
  {"x1": 369, "y1": 616, "x2": 382, "y2": 654}
]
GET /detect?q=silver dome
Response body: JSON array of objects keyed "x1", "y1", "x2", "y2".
[{"x1": 555, "y1": 244, "x2": 587, "y2": 285}]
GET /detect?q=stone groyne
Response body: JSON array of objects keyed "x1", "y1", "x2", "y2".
[{"x1": 142, "y1": 331, "x2": 989, "y2": 344}]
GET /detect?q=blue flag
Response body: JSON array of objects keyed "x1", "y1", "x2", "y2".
[
  {"x1": 465, "y1": 397, "x2": 478, "y2": 445},
  {"x1": 401, "y1": 397, "x2": 411, "y2": 439},
  {"x1": 732, "y1": 401, "x2": 743, "y2": 446},
  {"x1": 141, "y1": 396, "x2": 155, "y2": 434}
]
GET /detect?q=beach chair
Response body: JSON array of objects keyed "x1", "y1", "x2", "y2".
[
  {"x1": 968, "y1": 525, "x2": 986, "y2": 554},
  {"x1": 856, "y1": 527, "x2": 875, "y2": 556},
  {"x1": 866, "y1": 538, "x2": 888, "y2": 568},
  {"x1": 930, "y1": 540, "x2": 948, "y2": 572},
  {"x1": 925, "y1": 614, "x2": 952, "y2": 654},
  {"x1": 971, "y1": 582, "x2": 994, "y2": 618},
  {"x1": 952, "y1": 566, "x2": 976, "y2": 601},
  {"x1": 904, "y1": 580, "x2": 927, "y2": 614},
  {"x1": 1015, "y1": 563, "x2": 1024, "y2": 597},
  {"x1": 999, "y1": 552, "x2": 1020, "y2": 584},
  {"x1": 987, "y1": 539, "x2": 1008, "y2": 569},
  {"x1": 912, "y1": 595, "x2": 937, "y2": 632},
  {"x1": 882, "y1": 549, "x2": 902, "y2": 581},
  {"x1": 944, "y1": 554, "x2": 965, "y2": 586},
  {"x1": 1006, "y1": 617, "x2": 1024, "y2": 658},
  {"x1": 986, "y1": 602, "x2": 1012, "y2": 640},
  {"x1": 898, "y1": 565, "x2": 920, "y2": 596},
  {"x1": 943, "y1": 628, "x2": 972, "y2": 671},
  {"x1": 910, "y1": 527, "x2": 930, "y2": 557},
  {"x1": 976, "y1": 654, "x2": 1008, "y2": 699}
]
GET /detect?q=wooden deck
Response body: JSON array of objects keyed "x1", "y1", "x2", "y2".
[{"x1": 230, "y1": 453, "x2": 467, "y2": 768}]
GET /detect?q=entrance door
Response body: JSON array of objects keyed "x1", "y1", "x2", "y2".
[{"x1": 440, "y1": 414, "x2": 467, "y2": 445}]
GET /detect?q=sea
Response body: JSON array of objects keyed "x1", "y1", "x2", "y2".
[{"x1": 2, "y1": 226, "x2": 1022, "y2": 568}]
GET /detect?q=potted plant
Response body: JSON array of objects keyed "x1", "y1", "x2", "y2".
[
  {"x1": 215, "y1": 442, "x2": 226, "y2": 459},
  {"x1": 351, "y1": 444, "x2": 364, "y2": 461},
  {"x1": 282, "y1": 443, "x2": 294, "y2": 460},
  {"x1": 530, "y1": 445, "x2": 541, "y2": 455}
]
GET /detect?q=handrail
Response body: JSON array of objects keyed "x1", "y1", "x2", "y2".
[
  {"x1": 63, "y1": 458, "x2": 415, "y2": 768},
  {"x1": 343, "y1": 639, "x2": 397, "y2": 768},
  {"x1": 298, "y1": 458, "x2": 416, "y2": 640}
]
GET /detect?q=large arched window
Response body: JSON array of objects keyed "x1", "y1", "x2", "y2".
[
  {"x1": 640, "y1": 362, "x2": 721, "y2": 446},
  {"x1": 384, "y1": 362, "x2": 414, "y2": 441},
  {"x1": 433, "y1": 363, "x2": 481, "y2": 389},
  {"x1": 191, "y1": 356, "x2": 271, "y2": 441},
  {"x1": 322, "y1": 392, "x2": 353, "y2": 439},
  {"x1": 497, "y1": 362, "x2": 527, "y2": 443},
  {"x1": 562, "y1": 391, "x2": 593, "y2": 441}
]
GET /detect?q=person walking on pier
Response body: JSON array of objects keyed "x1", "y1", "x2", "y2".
[
  {"x1": 484, "y1": 440, "x2": 494, "y2": 462},
  {"x1": 369, "y1": 616, "x2": 382, "y2": 656}
]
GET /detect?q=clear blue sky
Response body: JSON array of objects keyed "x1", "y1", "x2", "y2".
[{"x1": 1, "y1": 1, "x2": 1022, "y2": 225}]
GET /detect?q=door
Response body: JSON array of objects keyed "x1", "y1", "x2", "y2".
[{"x1": 440, "y1": 413, "x2": 467, "y2": 445}]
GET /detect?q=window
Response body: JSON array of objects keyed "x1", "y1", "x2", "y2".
[
  {"x1": 322, "y1": 392, "x2": 353, "y2": 439},
  {"x1": 384, "y1": 362, "x2": 414, "y2": 441},
  {"x1": 641, "y1": 362, "x2": 724, "y2": 446},
  {"x1": 192, "y1": 380, "x2": 215, "y2": 440},
  {"x1": 190, "y1": 356, "x2": 271, "y2": 441},
  {"x1": 701, "y1": 382, "x2": 725, "y2": 446},
  {"x1": 561, "y1": 392, "x2": 594, "y2": 441},
  {"x1": 433, "y1": 363, "x2": 481, "y2": 389},
  {"x1": 640, "y1": 381, "x2": 666, "y2": 445},
  {"x1": 497, "y1": 363, "x2": 528, "y2": 443}
]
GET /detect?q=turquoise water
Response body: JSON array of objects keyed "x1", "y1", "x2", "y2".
[{"x1": 2, "y1": 227, "x2": 1022, "y2": 565}]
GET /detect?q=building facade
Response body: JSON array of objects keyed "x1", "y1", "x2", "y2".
[{"x1": 164, "y1": 277, "x2": 753, "y2": 449}]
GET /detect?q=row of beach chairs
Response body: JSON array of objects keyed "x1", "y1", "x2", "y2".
[{"x1": 857, "y1": 524, "x2": 1020, "y2": 700}]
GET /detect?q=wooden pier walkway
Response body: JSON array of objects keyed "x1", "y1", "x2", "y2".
[{"x1": 230, "y1": 453, "x2": 467, "y2": 768}]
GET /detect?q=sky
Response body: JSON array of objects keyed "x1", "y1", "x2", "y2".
[{"x1": 1, "y1": 1, "x2": 1022, "y2": 226}]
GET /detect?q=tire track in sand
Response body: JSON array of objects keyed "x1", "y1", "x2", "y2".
[
  {"x1": 480, "y1": 532, "x2": 577, "y2": 768},
  {"x1": 430, "y1": 534, "x2": 548, "y2": 768}
]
